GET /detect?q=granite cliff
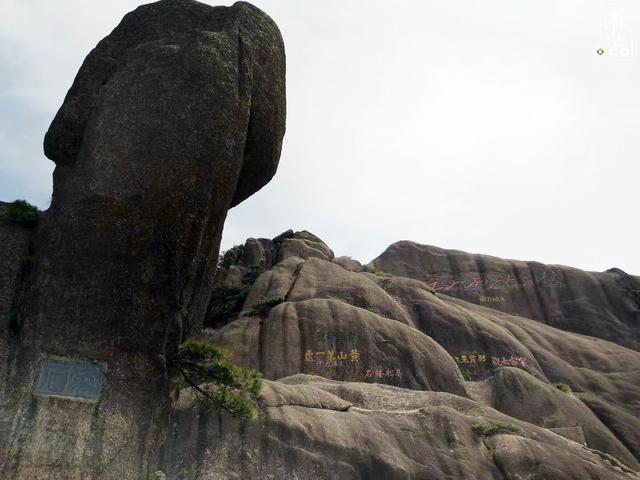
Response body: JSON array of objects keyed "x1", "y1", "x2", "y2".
[
  {"x1": 157, "y1": 230, "x2": 639, "y2": 479},
  {"x1": 1, "y1": 1, "x2": 639, "y2": 479}
]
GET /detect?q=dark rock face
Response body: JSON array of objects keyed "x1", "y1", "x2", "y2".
[
  {"x1": 41, "y1": 0, "x2": 285, "y2": 353},
  {"x1": 0, "y1": 221, "x2": 33, "y2": 406},
  {"x1": 173, "y1": 230, "x2": 640, "y2": 479},
  {"x1": 0, "y1": 1, "x2": 285, "y2": 478},
  {"x1": 369, "y1": 241, "x2": 640, "y2": 351}
]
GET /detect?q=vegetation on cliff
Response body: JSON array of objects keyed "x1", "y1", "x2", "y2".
[
  {"x1": 553, "y1": 383, "x2": 572, "y2": 394},
  {"x1": 0, "y1": 200, "x2": 40, "y2": 227},
  {"x1": 246, "y1": 295, "x2": 285, "y2": 316},
  {"x1": 206, "y1": 265, "x2": 267, "y2": 328},
  {"x1": 171, "y1": 339, "x2": 263, "y2": 420},
  {"x1": 471, "y1": 422, "x2": 520, "y2": 437}
]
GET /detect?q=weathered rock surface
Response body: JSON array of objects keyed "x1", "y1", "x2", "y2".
[
  {"x1": 39, "y1": 0, "x2": 285, "y2": 354},
  {"x1": 168, "y1": 230, "x2": 640, "y2": 479},
  {"x1": 369, "y1": 241, "x2": 640, "y2": 350},
  {"x1": 160, "y1": 376, "x2": 640, "y2": 480},
  {"x1": 0, "y1": 218, "x2": 33, "y2": 411},
  {"x1": 0, "y1": 1, "x2": 285, "y2": 478},
  {"x1": 1, "y1": 0, "x2": 638, "y2": 477},
  {"x1": 214, "y1": 229, "x2": 334, "y2": 285},
  {"x1": 208, "y1": 297, "x2": 469, "y2": 395},
  {"x1": 332, "y1": 255, "x2": 363, "y2": 272}
]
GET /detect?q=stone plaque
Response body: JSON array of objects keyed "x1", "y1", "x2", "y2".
[{"x1": 35, "y1": 359, "x2": 103, "y2": 401}]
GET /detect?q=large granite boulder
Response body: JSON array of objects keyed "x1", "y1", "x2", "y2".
[
  {"x1": 0, "y1": 1, "x2": 285, "y2": 479},
  {"x1": 39, "y1": 0, "x2": 285, "y2": 354},
  {"x1": 214, "y1": 229, "x2": 334, "y2": 285}
]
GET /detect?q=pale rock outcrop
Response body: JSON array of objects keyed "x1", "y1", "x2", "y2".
[
  {"x1": 332, "y1": 255, "x2": 363, "y2": 272},
  {"x1": 215, "y1": 230, "x2": 334, "y2": 285},
  {"x1": 197, "y1": 232, "x2": 640, "y2": 478},
  {"x1": 369, "y1": 241, "x2": 640, "y2": 350},
  {"x1": 208, "y1": 297, "x2": 469, "y2": 396},
  {"x1": 159, "y1": 376, "x2": 640, "y2": 480}
]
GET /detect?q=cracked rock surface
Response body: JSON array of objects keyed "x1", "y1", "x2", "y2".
[
  {"x1": 160, "y1": 230, "x2": 640, "y2": 479},
  {"x1": 0, "y1": 1, "x2": 285, "y2": 478}
]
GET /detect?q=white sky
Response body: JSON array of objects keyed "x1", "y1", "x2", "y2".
[{"x1": 1, "y1": 0, "x2": 638, "y2": 274}]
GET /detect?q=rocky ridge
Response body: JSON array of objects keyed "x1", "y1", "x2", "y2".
[{"x1": 159, "y1": 229, "x2": 640, "y2": 479}]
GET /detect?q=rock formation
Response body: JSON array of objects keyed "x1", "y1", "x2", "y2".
[
  {"x1": 0, "y1": 1, "x2": 285, "y2": 478},
  {"x1": 369, "y1": 241, "x2": 640, "y2": 350},
  {"x1": 159, "y1": 230, "x2": 640, "y2": 479},
  {"x1": 1, "y1": 1, "x2": 639, "y2": 478}
]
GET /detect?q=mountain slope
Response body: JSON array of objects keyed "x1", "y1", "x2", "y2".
[{"x1": 158, "y1": 230, "x2": 640, "y2": 479}]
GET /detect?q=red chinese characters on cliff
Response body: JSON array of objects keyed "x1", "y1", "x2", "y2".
[
  {"x1": 425, "y1": 270, "x2": 562, "y2": 293},
  {"x1": 454, "y1": 354, "x2": 529, "y2": 368},
  {"x1": 491, "y1": 356, "x2": 528, "y2": 368}
]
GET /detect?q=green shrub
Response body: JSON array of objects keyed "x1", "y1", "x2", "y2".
[
  {"x1": 459, "y1": 367, "x2": 471, "y2": 381},
  {"x1": 246, "y1": 295, "x2": 284, "y2": 317},
  {"x1": 471, "y1": 422, "x2": 519, "y2": 437},
  {"x1": 171, "y1": 339, "x2": 263, "y2": 420},
  {"x1": 553, "y1": 383, "x2": 571, "y2": 394},
  {"x1": 372, "y1": 268, "x2": 392, "y2": 277},
  {"x1": 205, "y1": 284, "x2": 251, "y2": 329},
  {"x1": 0, "y1": 200, "x2": 40, "y2": 227},
  {"x1": 485, "y1": 445, "x2": 497, "y2": 463},
  {"x1": 241, "y1": 265, "x2": 266, "y2": 286}
]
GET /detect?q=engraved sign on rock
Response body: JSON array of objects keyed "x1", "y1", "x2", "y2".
[
  {"x1": 424, "y1": 270, "x2": 563, "y2": 293},
  {"x1": 34, "y1": 359, "x2": 103, "y2": 401}
]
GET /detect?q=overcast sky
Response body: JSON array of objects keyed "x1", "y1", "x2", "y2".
[{"x1": 1, "y1": 0, "x2": 638, "y2": 274}]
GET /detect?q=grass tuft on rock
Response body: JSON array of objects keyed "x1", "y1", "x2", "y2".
[
  {"x1": 371, "y1": 268, "x2": 393, "y2": 277},
  {"x1": 485, "y1": 445, "x2": 498, "y2": 463},
  {"x1": 0, "y1": 200, "x2": 40, "y2": 227},
  {"x1": 553, "y1": 383, "x2": 571, "y2": 394},
  {"x1": 471, "y1": 422, "x2": 519, "y2": 437},
  {"x1": 459, "y1": 367, "x2": 471, "y2": 382},
  {"x1": 246, "y1": 295, "x2": 284, "y2": 317},
  {"x1": 171, "y1": 339, "x2": 263, "y2": 420}
]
